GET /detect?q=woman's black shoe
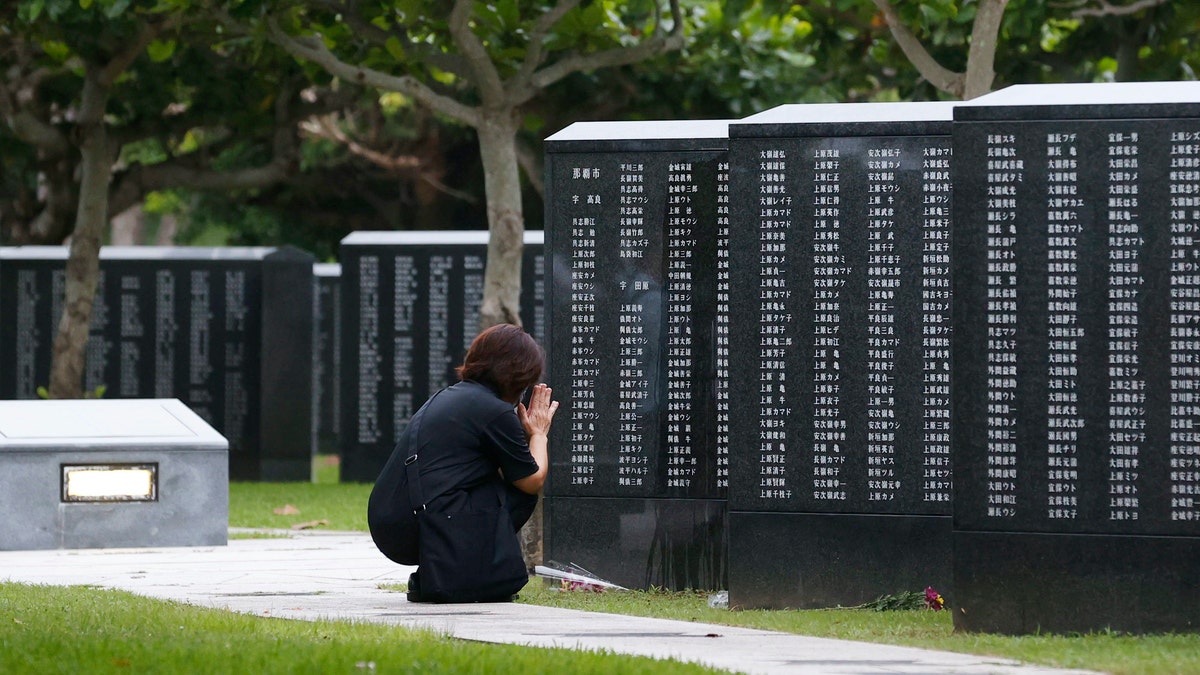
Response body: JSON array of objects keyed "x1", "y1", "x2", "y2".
[{"x1": 406, "y1": 572, "x2": 425, "y2": 603}]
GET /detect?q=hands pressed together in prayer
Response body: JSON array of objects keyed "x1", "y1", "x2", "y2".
[{"x1": 517, "y1": 383, "x2": 559, "y2": 440}]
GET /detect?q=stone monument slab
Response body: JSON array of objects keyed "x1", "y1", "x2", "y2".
[
  {"x1": 0, "y1": 246, "x2": 314, "y2": 481},
  {"x1": 727, "y1": 102, "x2": 956, "y2": 608},
  {"x1": 544, "y1": 119, "x2": 731, "y2": 590},
  {"x1": 313, "y1": 263, "x2": 342, "y2": 457},
  {"x1": 338, "y1": 230, "x2": 545, "y2": 483},
  {"x1": 952, "y1": 81, "x2": 1200, "y2": 634}
]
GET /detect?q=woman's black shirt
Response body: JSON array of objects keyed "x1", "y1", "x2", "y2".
[
  {"x1": 367, "y1": 379, "x2": 538, "y2": 564},
  {"x1": 409, "y1": 379, "x2": 538, "y2": 501}
]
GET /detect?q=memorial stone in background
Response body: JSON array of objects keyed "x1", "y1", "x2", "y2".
[
  {"x1": 313, "y1": 263, "x2": 342, "y2": 457},
  {"x1": 953, "y1": 82, "x2": 1200, "y2": 634},
  {"x1": 0, "y1": 246, "x2": 314, "y2": 481},
  {"x1": 544, "y1": 120, "x2": 730, "y2": 591},
  {"x1": 338, "y1": 231, "x2": 545, "y2": 483},
  {"x1": 727, "y1": 102, "x2": 955, "y2": 608}
]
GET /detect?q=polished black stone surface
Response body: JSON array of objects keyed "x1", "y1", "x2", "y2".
[
  {"x1": 953, "y1": 113, "x2": 1200, "y2": 536},
  {"x1": 313, "y1": 263, "x2": 342, "y2": 457},
  {"x1": 544, "y1": 125, "x2": 730, "y2": 500},
  {"x1": 337, "y1": 232, "x2": 545, "y2": 483},
  {"x1": 722, "y1": 105, "x2": 955, "y2": 609},
  {"x1": 258, "y1": 247, "x2": 316, "y2": 481},
  {"x1": 543, "y1": 496, "x2": 727, "y2": 591},
  {"x1": 952, "y1": 84, "x2": 1200, "y2": 633},
  {"x1": 727, "y1": 107, "x2": 955, "y2": 515},
  {"x1": 543, "y1": 122, "x2": 732, "y2": 592},
  {"x1": 0, "y1": 245, "x2": 315, "y2": 481},
  {"x1": 953, "y1": 531, "x2": 1200, "y2": 634},
  {"x1": 728, "y1": 512, "x2": 950, "y2": 609}
]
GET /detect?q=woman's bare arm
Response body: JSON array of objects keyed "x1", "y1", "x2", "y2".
[{"x1": 513, "y1": 383, "x2": 559, "y2": 494}]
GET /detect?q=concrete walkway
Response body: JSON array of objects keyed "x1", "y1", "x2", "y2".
[{"x1": 0, "y1": 530, "x2": 1101, "y2": 675}]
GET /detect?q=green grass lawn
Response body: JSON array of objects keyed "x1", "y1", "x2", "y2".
[
  {"x1": 229, "y1": 467, "x2": 1200, "y2": 675},
  {"x1": 0, "y1": 583, "x2": 719, "y2": 674},
  {"x1": 227, "y1": 455, "x2": 369, "y2": 531},
  {"x1": 515, "y1": 584, "x2": 1200, "y2": 675}
]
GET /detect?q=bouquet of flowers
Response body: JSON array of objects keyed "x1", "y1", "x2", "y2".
[{"x1": 533, "y1": 561, "x2": 627, "y2": 592}]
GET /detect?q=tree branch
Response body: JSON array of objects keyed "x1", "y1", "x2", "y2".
[
  {"x1": 1055, "y1": 0, "x2": 1169, "y2": 18},
  {"x1": 265, "y1": 17, "x2": 482, "y2": 126},
  {"x1": 2, "y1": 108, "x2": 71, "y2": 157},
  {"x1": 515, "y1": 136, "x2": 543, "y2": 199},
  {"x1": 516, "y1": 0, "x2": 581, "y2": 85},
  {"x1": 0, "y1": 64, "x2": 72, "y2": 156},
  {"x1": 97, "y1": 18, "x2": 172, "y2": 88},
  {"x1": 107, "y1": 149, "x2": 296, "y2": 218},
  {"x1": 301, "y1": 113, "x2": 421, "y2": 172},
  {"x1": 870, "y1": 0, "x2": 966, "y2": 98},
  {"x1": 448, "y1": 0, "x2": 505, "y2": 104},
  {"x1": 523, "y1": 0, "x2": 685, "y2": 104},
  {"x1": 108, "y1": 78, "x2": 303, "y2": 216},
  {"x1": 300, "y1": 113, "x2": 478, "y2": 203}
]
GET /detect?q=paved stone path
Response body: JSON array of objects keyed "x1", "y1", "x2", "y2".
[{"x1": 0, "y1": 530, "x2": 1104, "y2": 675}]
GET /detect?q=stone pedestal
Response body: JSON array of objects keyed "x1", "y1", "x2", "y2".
[{"x1": 0, "y1": 398, "x2": 228, "y2": 550}]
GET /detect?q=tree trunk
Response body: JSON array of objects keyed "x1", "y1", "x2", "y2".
[
  {"x1": 110, "y1": 205, "x2": 145, "y2": 245},
  {"x1": 963, "y1": 0, "x2": 1010, "y2": 99},
  {"x1": 475, "y1": 112, "x2": 525, "y2": 332},
  {"x1": 474, "y1": 110, "x2": 545, "y2": 566},
  {"x1": 48, "y1": 73, "x2": 113, "y2": 399}
]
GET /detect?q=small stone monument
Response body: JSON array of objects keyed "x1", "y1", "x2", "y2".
[{"x1": 0, "y1": 398, "x2": 228, "y2": 550}]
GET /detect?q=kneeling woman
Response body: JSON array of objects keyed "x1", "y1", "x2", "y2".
[{"x1": 368, "y1": 324, "x2": 559, "y2": 602}]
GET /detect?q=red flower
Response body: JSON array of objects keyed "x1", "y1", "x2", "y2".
[{"x1": 924, "y1": 586, "x2": 945, "y2": 611}]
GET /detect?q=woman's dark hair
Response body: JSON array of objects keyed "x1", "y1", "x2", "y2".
[{"x1": 456, "y1": 324, "x2": 544, "y2": 402}]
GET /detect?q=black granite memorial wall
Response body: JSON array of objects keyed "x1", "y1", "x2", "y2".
[
  {"x1": 313, "y1": 263, "x2": 342, "y2": 458},
  {"x1": 727, "y1": 102, "x2": 956, "y2": 608},
  {"x1": 544, "y1": 120, "x2": 730, "y2": 590},
  {"x1": 952, "y1": 82, "x2": 1200, "y2": 634},
  {"x1": 0, "y1": 245, "x2": 315, "y2": 481},
  {"x1": 338, "y1": 231, "x2": 545, "y2": 483}
]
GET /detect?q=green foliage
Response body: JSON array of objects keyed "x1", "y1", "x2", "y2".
[
  {"x1": 854, "y1": 0, "x2": 1200, "y2": 96},
  {"x1": 857, "y1": 590, "x2": 926, "y2": 612},
  {"x1": 6, "y1": 0, "x2": 1200, "y2": 260},
  {"x1": 264, "y1": 0, "x2": 684, "y2": 116},
  {"x1": 174, "y1": 194, "x2": 345, "y2": 260},
  {"x1": 35, "y1": 384, "x2": 105, "y2": 399},
  {"x1": 142, "y1": 190, "x2": 185, "y2": 215},
  {"x1": 0, "y1": 583, "x2": 721, "y2": 674},
  {"x1": 601, "y1": 0, "x2": 895, "y2": 121}
]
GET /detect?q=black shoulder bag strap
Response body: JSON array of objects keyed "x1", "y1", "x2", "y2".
[{"x1": 403, "y1": 388, "x2": 444, "y2": 514}]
